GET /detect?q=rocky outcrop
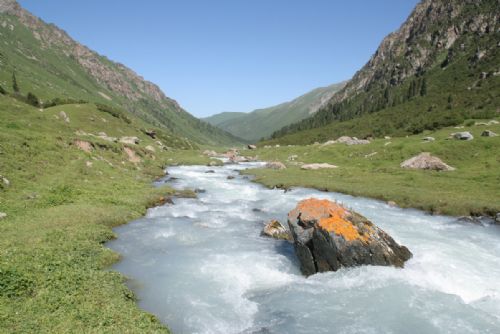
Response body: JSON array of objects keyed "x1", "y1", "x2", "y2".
[
  {"x1": 400, "y1": 152, "x2": 455, "y2": 171},
  {"x1": 265, "y1": 161, "x2": 286, "y2": 170},
  {"x1": 261, "y1": 220, "x2": 291, "y2": 241},
  {"x1": 301, "y1": 163, "x2": 338, "y2": 170},
  {"x1": 481, "y1": 130, "x2": 498, "y2": 137},
  {"x1": 288, "y1": 199, "x2": 412, "y2": 276}
]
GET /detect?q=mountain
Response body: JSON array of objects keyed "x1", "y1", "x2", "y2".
[
  {"x1": 0, "y1": 0, "x2": 241, "y2": 146},
  {"x1": 204, "y1": 82, "x2": 346, "y2": 142},
  {"x1": 268, "y1": 0, "x2": 500, "y2": 144}
]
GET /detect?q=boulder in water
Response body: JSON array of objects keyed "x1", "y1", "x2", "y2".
[
  {"x1": 261, "y1": 220, "x2": 291, "y2": 241},
  {"x1": 400, "y1": 152, "x2": 455, "y2": 171},
  {"x1": 287, "y1": 198, "x2": 412, "y2": 276}
]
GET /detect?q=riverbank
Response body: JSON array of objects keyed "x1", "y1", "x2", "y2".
[
  {"x1": 0, "y1": 99, "x2": 219, "y2": 332},
  {"x1": 242, "y1": 120, "x2": 500, "y2": 217},
  {"x1": 109, "y1": 162, "x2": 500, "y2": 333}
]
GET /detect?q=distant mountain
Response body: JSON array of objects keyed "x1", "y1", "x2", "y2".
[
  {"x1": 204, "y1": 82, "x2": 346, "y2": 142},
  {"x1": 0, "y1": 0, "x2": 241, "y2": 146},
  {"x1": 268, "y1": 0, "x2": 500, "y2": 144}
]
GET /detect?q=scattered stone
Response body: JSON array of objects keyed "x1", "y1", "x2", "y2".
[
  {"x1": 1, "y1": 176, "x2": 10, "y2": 187},
  {"x1": 124, "y1": 147, "x2": 141, "y2": 163},
  {"x1": 227, "y1": 175, "x2": 235, "y2": 180},
  {"x1": 205, "y1": 170, "x2": 215, "y2": 174},
  {"x1": 275, "y1": 145, "x2": 280, "y2": 148},
  {"x1": 452, "y1": 132, "x2": 473, "y2": 141},
  {"x1": 287, "y1": 198, "x2": 412, "y2": 276},
  {"x1": 422, "y1": 136, "x2": 435, "y2": 142},
  {"x1": 481, "y1": 130, "x2": 498, "y2": 137},
  {"x1": 384, "y1": 142, "x2": 392, "y2": 146},
  {"x1": 261, "y1": 220, "x2": 291, "y2": 241},
  {"x1": 74, "y1": 140, "x2": 93, "y2": 153},
  {"x1": 495, "y1": 213, "x2": 500, "y2": 225},
  {"x1": 252, "y1": 208, "x2": 262, "y2": 212},
  {"x1": 0, "y1": 212, "x2": 7, "y2": 220},
  {"x1": 119, "y1": 136, "x2": 140, "y2": 145},
  {"x1": 157, "y1": 196, "x2": 174, "y2": 206},
  {"x1": 384, "y1": 136, "x2": 391, "y2": 140},
  {"x1": 301, "y1": 163, "x2": 338, "y2": 170},
  {"x1": 145, "y1": 145, "x2": 156, "y2": 153},
  {"x1": 387, "y1": 201, "x2": 397, "y2": 207},
  {"x1": 287, "y1": 155, "x2": 298, "y2": 161},
  {"x1": 85, "y1": 161, "x2": 93, "y2": 167},
  {"x1": 247, "y1": 144, "x2": 257, "y2": 150},
  {"x1": 230, "y1": 156, "x2": 250, "y2": 163},
  {"x1": 207, "y1": 160, "x2": 220, "y2": 167},
  {"x1": 364, "y1": 152, "x2": 378, "y2": 158},
  {"x1": 400, "y1": 152, "x2": 455, "y2": 171},
  {"x1": 265, "y1": 161, "x2": 286, "y2": 170},
  {"x1": 194, "y1": 188, "x2": 206, "y2": 193},
  {"x1": 97, "y1": 133, "x2": 118, "y2": 142},
  {"x1": 203, "y1": 150, "x2": 218, "y2": 157},
  {"x1": 145, "y1": 129, "x2": 157, "y2": 139},
  {"x1": 59, "y1": 111, "x2": 70, "y2": 123},
  {"x1": 456, "y1": 216, "x2": 484, "y2": 225}
]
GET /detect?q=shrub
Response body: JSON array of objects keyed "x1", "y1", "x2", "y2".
[{"x1": 26, "y1": 92, "x2": 40, "y2": 107}]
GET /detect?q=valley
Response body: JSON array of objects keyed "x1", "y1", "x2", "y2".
[{"x1": 1, "y1": 0, "x2": 499, "y2": 333}]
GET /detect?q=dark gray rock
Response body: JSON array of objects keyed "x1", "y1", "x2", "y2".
[{"x1": 287, "y1": 198, "x2": 412, "y2": 276}]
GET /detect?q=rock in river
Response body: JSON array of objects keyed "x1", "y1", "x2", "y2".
[
  {"x1": 287, "y1": 198, "x2": 412, "y2": 276},
  {"x1": 261, "y1": 220, "x2": 291, "y2": 241}
]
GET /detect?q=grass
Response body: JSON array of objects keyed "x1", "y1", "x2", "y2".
[
  {"x1": 0, "y1": 96, "x2": 215, "y2": 333},
  {"x1": 244, "y1": 120, "x2": 500, "y2": 217}
]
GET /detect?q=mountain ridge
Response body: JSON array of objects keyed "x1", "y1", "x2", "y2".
[
  {"x1": 204, "y1": 82, "x2": 346, "y2": 142},
  {"x1": 269, "y1": 0, "x2": 499, "y2": 143},
  {"x1": 0, "y1": 0, "x2": 242, "y2": 146}
]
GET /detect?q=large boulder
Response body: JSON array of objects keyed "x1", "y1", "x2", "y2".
[
  {"x1": 336, "y1": 136, "x2": 370, "y2": 145},
  {"x1": 265, "y1": 161, "x2": 286, "y2": 170},
  {"x1": 400, "y1": 152, "x2": 455, "y2": 171},
  {"x1": 261, "y1": 220, "x2": 291, "y2": 241},
  {"x1": 452, "y1": 132, "x2": 473, "y2": 141},
  {"x1": 481, "y1": 130, "x2": 498, "y2": 137},
  {"x1": 288, "y1": 198, "x2": 412, "y2": 276},
  {"x1": 247, "y1": 144, "x2": 257, "y2": 150},
  {"x1": 301, "y1": 163, "x2": 337, "y2": 170}
]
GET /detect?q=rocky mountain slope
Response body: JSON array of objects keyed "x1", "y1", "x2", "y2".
[
  {"x1": 270, "y1": 0, "x2": 499, "y2": 143},
  {"x1": 204, "y1": 82, "x2": 345, "y2": 142},
  {"x1": 0, "y1": 0, "x2": 241, "y2": 146}
]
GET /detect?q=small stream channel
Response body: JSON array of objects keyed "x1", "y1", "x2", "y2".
[{"x1": 107, "y1": 162, "x2": 500, "y2": 334}]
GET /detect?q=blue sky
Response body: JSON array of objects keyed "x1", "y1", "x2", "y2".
[{"x1": 19, "y1": 0, "x2": 418, "y2": 117}]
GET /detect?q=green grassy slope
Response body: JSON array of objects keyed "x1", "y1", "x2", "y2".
[
  {"x1": 245, "y1": 120, "x2": 500, "y2": 217},
  {"x1": 0, "y1": 5, "x2": 241, "y2": 146},
  {"x1": 204, "y1": 82, "x2": 345, "y2": 142},
  {"x1": 269, "y1": 0, "x2": 499, "y2": 144},
  {"x1": 0, "y1": 94, "x2": 220, "y2": 332}
]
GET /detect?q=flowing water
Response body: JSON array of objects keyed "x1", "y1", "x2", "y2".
[{"x1": 107, "y1": 162, "x2": 500, "y2": 334}]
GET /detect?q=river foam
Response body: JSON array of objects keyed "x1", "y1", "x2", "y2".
[{"x1": 107, "y1": 162, "x2": 500, "y2": 333}]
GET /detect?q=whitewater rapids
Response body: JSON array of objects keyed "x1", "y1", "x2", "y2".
[{"x1": 107, "y1": 162, "x2": 500, "y2": 334}]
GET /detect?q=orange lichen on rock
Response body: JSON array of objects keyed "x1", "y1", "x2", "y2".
[{"x1": 292, "y1": 198, "x2": 372, "y2": 242}]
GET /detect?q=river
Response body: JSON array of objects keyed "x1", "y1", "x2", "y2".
[{"x1": 107, "y1": 162, "x2": 500, "y2": 334}]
